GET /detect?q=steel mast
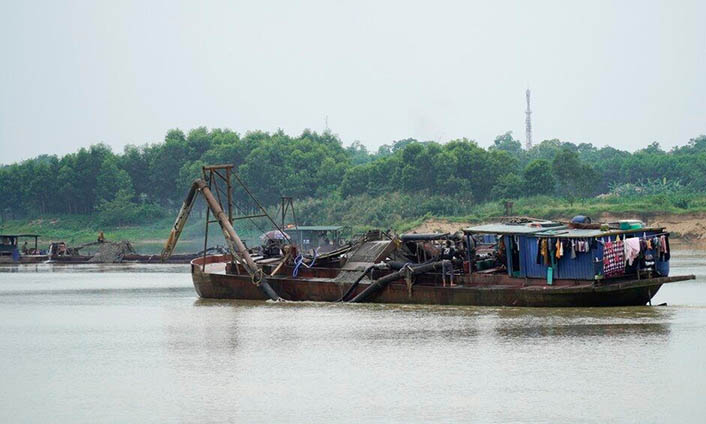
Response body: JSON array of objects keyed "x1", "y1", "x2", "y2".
[{"x1": 525, "y1": 88, "x2": 533, "y2": 150}]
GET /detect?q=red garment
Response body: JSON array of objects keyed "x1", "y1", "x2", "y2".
[{"x1": 603, "y1": 240, "x2": 625, "y2": 277}]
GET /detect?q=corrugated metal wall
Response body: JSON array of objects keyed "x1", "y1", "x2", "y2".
[
  {"x1": 555, "y1": 241, "x2": 599, "y2": 280},
  {"x1": 520, "y1": 236, "x2": 550, "y2": 279},
  {"x1": 480, "y1": 234, "x2": 496, "y2": 243}
]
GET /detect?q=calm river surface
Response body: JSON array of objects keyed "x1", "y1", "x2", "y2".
[{"x1": 1, "y1": 251, "x2": 705, "y2": 423}]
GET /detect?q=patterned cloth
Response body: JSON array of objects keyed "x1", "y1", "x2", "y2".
[{"x1": 603, "y1": 240, "x2": 625, "y2": 277}]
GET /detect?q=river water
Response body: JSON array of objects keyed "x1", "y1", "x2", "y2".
[{"x1": 1, "y1": 251, "x2": 705, "y2": 423}]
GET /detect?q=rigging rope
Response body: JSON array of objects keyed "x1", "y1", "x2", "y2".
[{"x1": 293, "y1": 248, "x2": 318, "y2": 277}]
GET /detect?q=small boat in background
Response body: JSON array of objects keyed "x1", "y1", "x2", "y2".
[{"x1": 0, "y1": 234, "x2": 47, "y2": 264}]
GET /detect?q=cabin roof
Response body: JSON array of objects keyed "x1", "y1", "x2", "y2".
[
  {"x1": 0, "y1": 234, "x2": 40, "y2": 238},
  {"x1": 464, "y1": 223, "x2": 665, "y2": 238},
  {"x1": 533, "y1": 227, "x2": 666, "y2": 238},
  {"x1": 464, "y1": 223, "x2": 564, "y2": 235}
]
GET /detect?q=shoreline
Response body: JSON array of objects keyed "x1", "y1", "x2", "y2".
[{"x1": 3, "y1": 211, "x2": 706, "y2": 255}]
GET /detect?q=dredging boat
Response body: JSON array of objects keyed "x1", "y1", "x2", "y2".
[
  {"x1": 0, "y1": 234, "x2": 45, "y2": 264},
  {"x1": 161, "y1": 164, "x2": 694, "y2": 307},
  {"x1": 0, "y1": 236, "x2": 203, "y2": 265}
]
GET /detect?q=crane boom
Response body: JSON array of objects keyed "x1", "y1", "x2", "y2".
[
  {"x1": 161, "y1": 180, "x2": 202, "y2": 261},
  {"x1": 161, "y1": 178, "x2": 282, "y2": 301}
]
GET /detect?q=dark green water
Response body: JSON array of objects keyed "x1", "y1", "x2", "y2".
[{"x1": 1, "y1": 252, "x2": 705, "y2": 423}]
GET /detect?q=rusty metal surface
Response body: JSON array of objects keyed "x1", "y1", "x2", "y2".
[
  {"x1": 191, "y1": 256, "x2": 694, "y2": 307},
  {"x1": 342, "y1": 240, "x2": 395, "y2": 271}
]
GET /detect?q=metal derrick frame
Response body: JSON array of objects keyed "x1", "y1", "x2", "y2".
[{"x1": 200, "y1": 164, "x2": 290, "y2": 271}]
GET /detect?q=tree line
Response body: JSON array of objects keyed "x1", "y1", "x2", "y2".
[{"x1": 1, "y1": 127, "x2": 705, "y2": 224}]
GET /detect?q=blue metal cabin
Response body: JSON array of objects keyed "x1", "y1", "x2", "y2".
[{"x1": 465, "y1": 224, "x2": 670, "y2": 281}]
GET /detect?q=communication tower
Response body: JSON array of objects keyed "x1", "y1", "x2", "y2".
[{"x1": 525, "y1": 89, "x2": 533, "y2": 150}]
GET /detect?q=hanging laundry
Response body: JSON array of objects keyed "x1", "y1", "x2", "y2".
[
  {"x1": 603, "y1": 239, "x2": 625, "y2": 277},
  {"x1": 624, "y1": 237, "x2": 641, "y2": 266},
  {"x1": 659, "y1": 235, "x2": 671, "y2": 261},
  {"x1": 590, "y1": 238, "x2": 598, "y2": 249},
  {"x1": 540, "y1": 239, "x2": 549, "y2": 266},
  {"x1": 570, "y1": 240, "x2": 577, "y2": 259},
  {"x1": 576, "y1": 239, "x2": 589, "y2": 253},
  {"x1": 555, "y1": 238, "x2": 563, "y2": 259}
]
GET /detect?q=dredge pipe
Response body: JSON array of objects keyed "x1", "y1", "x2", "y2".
[
  {"x1": 198, "y1": 180, "x2": 283, "y2": 301},
  {"x1": 349, "y1": 260, "x2": 451, "y2": 303},
  {"x1": 399, "y1": 233, "x2": 451, "y2": 242},
  {"x1": 337, "y1": 265, "x2": 374, "y2": 302}
]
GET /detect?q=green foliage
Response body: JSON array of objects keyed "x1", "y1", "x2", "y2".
[
  {"x1": 523, "y1": 159, "x2": 555, "y2": 195},
  {"x1": 295, "y1": 192, "x2": 475, "y2": 231},
  {"x1": 490, "y1": 131, "x2": 524, "y2": 159},
  {"x1": 2, "y1": 126, "x2": 706, "y2": 231},
  {"x1": 96, "y1": 157, "x2": 133, "y2": 203},
  {"x1": 95, "y1": 189, "x2": 164, "y2": 226},
  {"x1": 490, "y1": 173, "x2": 524, "y2": 199},
  {"x1": 608, "y1": 178, "x2": 685, "y2": 197},
  {"x1": 552, "y1": 147, "x2": 599, "y2": 198}
]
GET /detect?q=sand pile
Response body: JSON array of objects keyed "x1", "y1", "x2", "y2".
[{"x1": 88, "y1": 241, "x2": 136, "y2": 263}]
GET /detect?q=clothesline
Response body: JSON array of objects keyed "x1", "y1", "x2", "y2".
[{"x1": 596, "y1": 232, "x2": 670, "y2": 245}]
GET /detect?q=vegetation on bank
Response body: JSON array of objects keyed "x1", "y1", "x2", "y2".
[
  {"x1": 2, "y1": 126, "x2": 706, "y2": 252},
  {"x1": 2, "y1": 192, "x2": 704, "y2": 253},
  {"x1": 296, "y1": 192, "x2": 706, "y2": 232}
]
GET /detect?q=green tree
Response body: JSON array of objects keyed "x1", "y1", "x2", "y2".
[
  {"x1": 490, "y1": 173, "x2": 524, "y2": 199},
  {"x1": 490, "y1": 131, "x2": 524, "y2": 159},
  {"x1": 523, "y1": 159, "x2": 555, "y2": 196},
  {"x1": 552, "y1": 148, "x2": 598, "y2": 198},
  {"x1": 346, "y1": 141, "x2": 371, "y2": 165},
  {"x1": 96, "y1": 157, "x2": 133, "y2": 203}
]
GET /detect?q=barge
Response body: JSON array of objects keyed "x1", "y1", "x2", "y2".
[
  {"x1": 163, "y1": 164, "x2": 694, "y2": 307},
  {"x1": 0, "y1": 234, "x2": 46, "y2": 264},
  {"x1": 0, "y1": 236, "x2": 202, "y2": 265}
]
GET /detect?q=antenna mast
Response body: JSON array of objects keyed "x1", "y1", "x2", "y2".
[{"x1": 525, "y1": 89, "x2": 533, "y2": 150}]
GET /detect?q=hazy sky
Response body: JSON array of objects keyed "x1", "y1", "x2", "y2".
[{"x1": 1, "y1": 0, "x2": 705, "y2": 164}]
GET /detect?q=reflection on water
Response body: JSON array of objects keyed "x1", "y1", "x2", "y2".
[
  {"x1": 494, "y1": 306, "x2": 673, "y2": 339},
  {"x1": 497, "y1": 321, "x2": 670, "y2": 339},
  {"x1": 0, "y1": 253, "x2": 705, "y2": 423}
]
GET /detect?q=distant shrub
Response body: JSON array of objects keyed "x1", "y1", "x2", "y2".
[{"x1": 96, "y1": 189, "x2": 165, "y2": 226}]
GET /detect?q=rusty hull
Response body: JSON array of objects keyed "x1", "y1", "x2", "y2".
[{"x1": 191, "y1": 255, "x2": 693, "y2": 307}]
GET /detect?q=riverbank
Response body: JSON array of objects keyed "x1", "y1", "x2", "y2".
[{"x1": 3, "y1": 203, "x2": 705, "y2": 254}]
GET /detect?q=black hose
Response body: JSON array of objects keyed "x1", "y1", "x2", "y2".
[
  {"x1": 349, "y1": 260, "x2": 450, "y2": 303},
  {"x1": 400, "y1": 233, "x2": 451, "y2": 241},
  {"x1": 259, "y1": 280, "x2": 284, "y2": 301}
]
